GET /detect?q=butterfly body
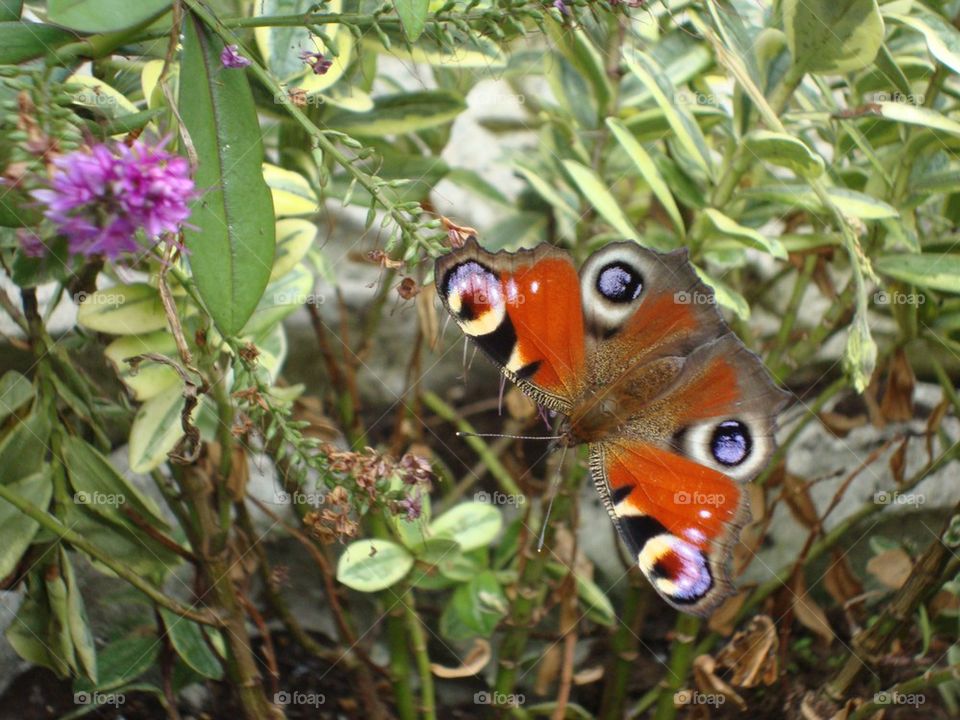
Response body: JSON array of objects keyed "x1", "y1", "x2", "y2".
[{"x1": 435, "y1": 238, "x2": 789, "y2": 615}]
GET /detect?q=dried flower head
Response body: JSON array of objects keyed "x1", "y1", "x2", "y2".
[
  {"x1": 221, "y1": 44, "x2": 252, "y2": 69},
  {"x1": 30, "y1": 138, "x2": 195, "y2": 259},
  {"x1": 400, "y1": 453, "x2": 432, "y2": 486}
]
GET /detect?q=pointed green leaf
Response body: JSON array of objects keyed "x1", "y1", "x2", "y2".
[
  {"x1": 180, "y1": 12, "x2": 276, "y2": 336},
  {"x1": 701, "y1": 208, "x2": 787, "y2": 259},
  {"x1": 888, "y1": 11, "x2": 960, "y2": 76},
  {"x1": 743, "y1": 130, "x2": 825, "y2": 178},
  {"x1": 429, "y1": 502, "x2": 502, "y2": 552},
  {"x1": 606, "y1": 117, "x2": 684, "y2": 241},
  {"x1": 393, "y1": 0, "x2": 429, "y2": 41},
  {"x1": 325, "y1": 91, "x2": 466, "y2": 136},
  {"x1": 562, "y1": 160, "x2": 639, "y2": 240},
  {"x1": 875, "y1": 254, "x2": 960, "y2": 293},
  {"x1": 876, "y1": 101, "x2": 960, "y2": 136},
  {"x1": 337, "y1": 539, "x2": 414, "y2": 592},
  {"x1": 0, "y1": 22, "x2": 73, "y2": 64},
  {"x1": 159, "y1": 607, "x2": 224, "y2": 680},
  {"x1": 0, "y1": 470, "x2": 52, "y2": 579},
  {"x1": 783, "y1": 0, "x2": 883, "y2": 74},
  {"x1": 47, "y1": 0, "x2": 169, "y2": 33}
]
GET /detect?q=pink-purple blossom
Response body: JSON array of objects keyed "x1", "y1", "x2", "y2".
[
  {"x1": 30, "y1": 139, "x2": 195, "y2": 259},
  {"x1": 221, "y1": 44, "x2": 251, "y2": 69},
  {"x1": 299, "y1": 50, "x2": 332, "y2": 75}
]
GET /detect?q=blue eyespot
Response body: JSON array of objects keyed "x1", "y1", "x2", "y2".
[
  {"x1": 710, "y1": 420, "x2": 751, "y2": 466},
  {"x1": 597, "y1": 262, "x2": 643, "y2": 303}
]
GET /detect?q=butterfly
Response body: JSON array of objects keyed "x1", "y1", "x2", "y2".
[{"x1": 434, "y1": 238, "x2": 789, "y2": 616}]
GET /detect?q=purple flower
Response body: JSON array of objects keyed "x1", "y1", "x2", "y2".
[
  {"x1": 396, "y1": 493, "x2": 422, "y2": 522},
  {"x1": 299, "y1": 50, "x2": 332, "y2": 75},
  {"x1": 221, "y1": 44, "x2": 251, "y2": 69},
  {"x1": 552, "y1": 0, "x2": 569, "y2": 14},
  {"x1": 30, "y1": 138, "x2": 195, "y2": 259}
]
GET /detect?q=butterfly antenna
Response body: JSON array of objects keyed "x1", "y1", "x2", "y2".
[
  {"x1": 456, "y1": 431, "x2": 563, "y2": 441},
  {"x1": 538, "y1": 441, "x2": 569, "y2": 552},
  {"x1": 498, "y1": 374, "x2": 506, "y2": 416}
]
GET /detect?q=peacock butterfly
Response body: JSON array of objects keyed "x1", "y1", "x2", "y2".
[{"x1": 434, "y1": 237, "x2": 789, "y2": 616}]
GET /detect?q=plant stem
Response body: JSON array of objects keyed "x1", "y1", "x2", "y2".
[
  {"x1": 652, "y1": 613, "x2": 701, "y2": 720},
  {"x1": 598, "y1": 573, "x2": 652, "y2": 720},
  {"x1": 400, "y1": 586, "x2": 437, "y2": 720}
]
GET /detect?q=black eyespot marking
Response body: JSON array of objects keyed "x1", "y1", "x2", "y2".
[
  {"x1": 710, "y1": 420, "x2": 752, "y2": 466},
  {"x1": 596, "y1": 261, "x2": 643, "y2": 303},
  {"x1": 442, "y1": 261, "x2": 498, "y2": 321},
  {"x1": 618, "y1": 515, "x2": 668, "y2": 555}
]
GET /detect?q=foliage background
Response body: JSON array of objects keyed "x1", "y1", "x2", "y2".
[{"x1": 0, "y1": 0, "x2": 959, "y2": 718}]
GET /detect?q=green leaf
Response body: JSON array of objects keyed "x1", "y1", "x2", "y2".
[
  {"x1": 0, "y1": 470, "x2": 52, "y2": 579},
  {"x1": 0, "y1": 410, "x2": 51, "y2": 481},
  {"x1": 695, "y1": 266, "x2": 750, "y2": 321},
  {"x1": 73, "y1": 635, "x2": 159, "y2": 693},
  {"x1": 623, "y1": 49, "x2": 714, "y2": 179},
  {"x1": 0, "y1": 22, "x2": 73, "y2": 64},
  {"x1": 875, "y1": 101, "x2": 960, "y2": 137},
  {"x1": 393, "y1": 0, "x2": 429, "y2": 41},
  {"x1": 783, "y1": 0, "x2": 884, "y2": 74},
  {"x1": 606, "y1": 117, "x2": 685, "y2": 241},
  {"x1": 61, "y1": 549, "x2": 97, "y2": 682},
  {"x1": 440, "y1": 570, "x2": 506, "y2": 639},
  {"x1": 240, "y1": 262, "x2": 314, "y2": 338},
  {"x1": 0, "y1": 370, "x2": 34, "y2": 423},
  {"x1": 0, "y1": 1, "x2": 22, "y2": 21},
  {"x1": 562, "y1": 160, "x2": 639, "y2": 240},
  {"x1": 104, "y1": 332, "x2": 181, "y2": 401},
  {"x1": 271, "y1": 219, "x2": 316, "y2": 281},
  {"x1": 128, "y1": 387, "x2": 195, "y2": 474},
  {"x1": 741, "y1": 184, "x2": 899, "y2": 219},
  {"x1": 47, "y1": 0, "x2": 169, "y2": 33},
  {"x1": 180, "y1": 12, "x2": 276, "y2": 336},
  {"x1": 325, "y1": 91, "x2": 466, "y2": 136},
  {"x1": 76, "y1": 283, "x2": 170, "y2": 335},
  {"x1": 263, "y1": 163, "x2": 320, "y2": 217},
  {"x1": 45, "y1": 559, "x2": 76, "y2": 675},
  {"x1": 7, "y1": 578, "x2": 60, "y2": 673},
  {"x1": 742, "y1": 130, "x2": 825, "y2": 178},
  {"x1": 360, "y1": 34, "x2": 505, "y2": 69},
  {"x1": 875, "y1": 254, "x2": 960, "y2": 293},
  {"x1": 158, "y1": 607, "x2": 224, "y2": 680},
  {"x1": 888, "y1": 11, "x2": 960, "y2": 76},
  {"x1": 336, "y1": 538, "x2": 414, "y2": 592},
  {"x1": 63, "y1": 435, "x2": 169, "y2": 528},
  {"x1": 700, "y1": 208, "x2": 787, "y2": 259},
  {"x1": 484, "y1": 212, "x2": 548, "y2": 252},
  {"x1": 513, "y1": 163, "x2": 580, "y2": 221},
  {"x1": 843, "y1": 314, "x2": 877, "y2": 393},
  {"x1": 429, "y1": 502, "x2": 502, "y2": 552}
]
